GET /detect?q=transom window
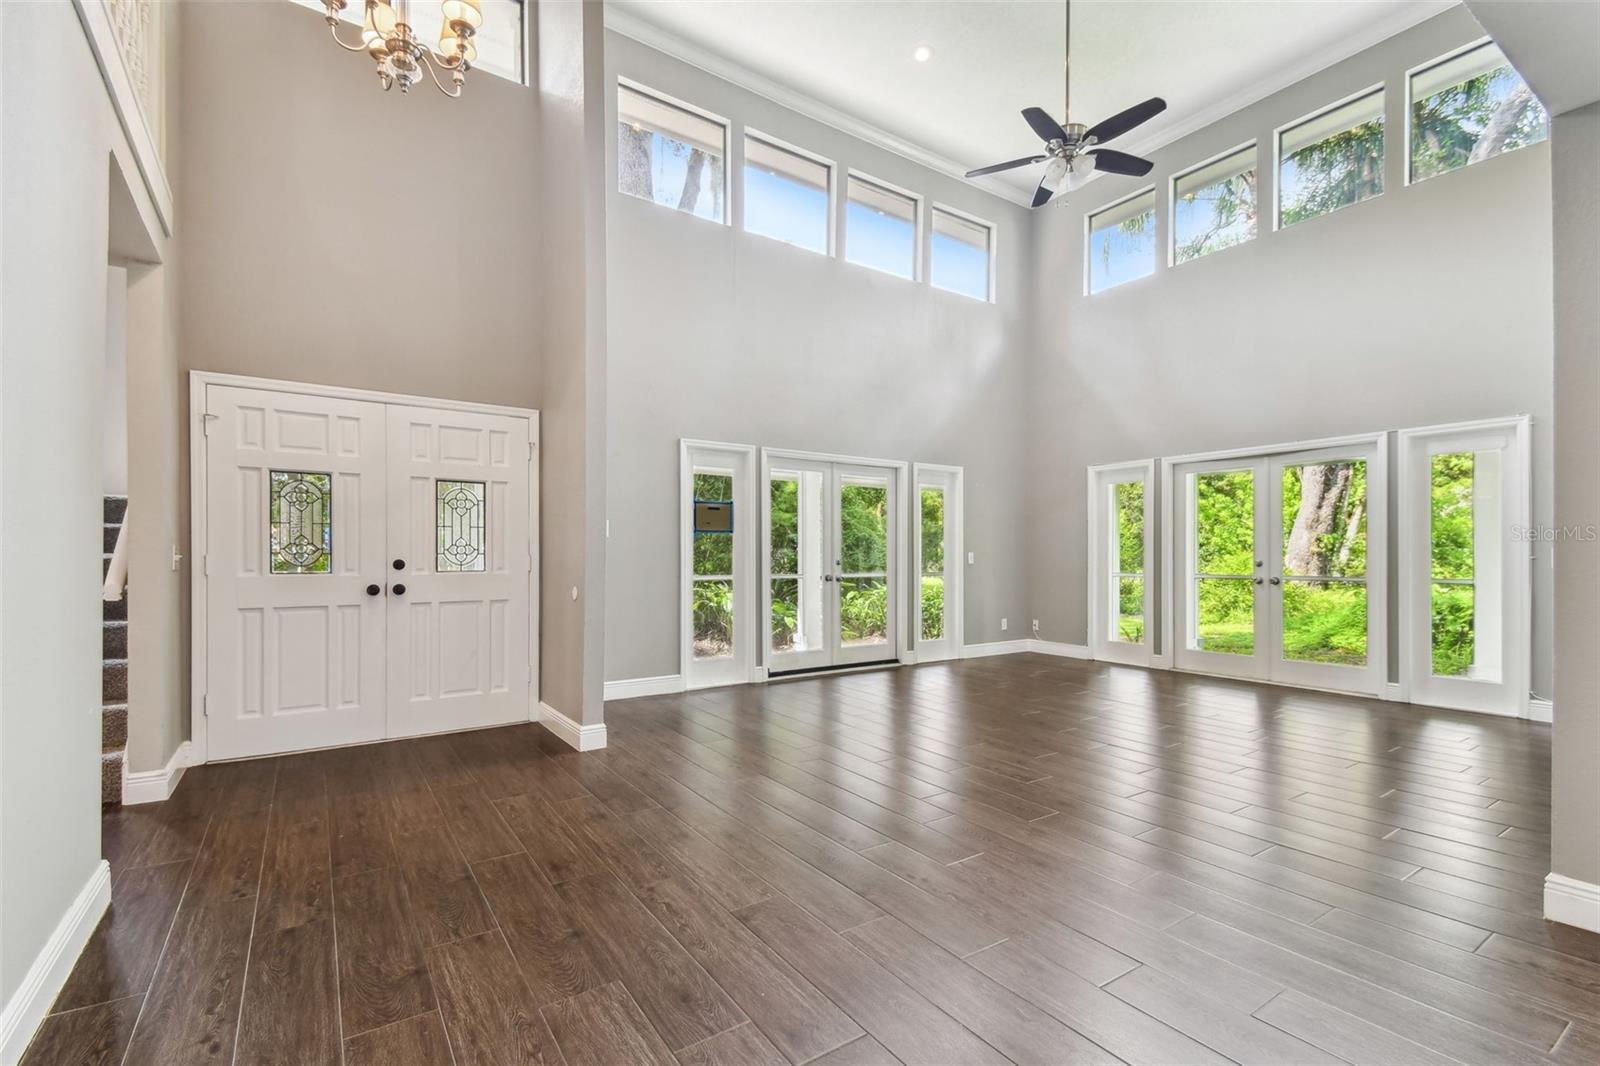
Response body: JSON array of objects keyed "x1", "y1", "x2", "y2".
[
  {"x1": 1087, "y1": 188, "x2": 1156, "y2": 295},
  {"x1": 1278, "y1": 89, "x2": 1385, "y2": 228},
  {"x1": 1409, "y1": 42, "x2": 1548, "y2": 184},
  {"x1": 744, "y1": 133, "x2": 831, "y2": 254},
  {"x1": 617, "y1": 82, "x2": 728, "y2": 223},
  {"x1": 930, "y1": 207, "x2": 993, "y2": 301},
  {"x1": 1172, "y1": 145, "x2": 1257, "y2": 265},
  {"x1": 845, "y1": 174, "x2": 918, "y2": 280}
]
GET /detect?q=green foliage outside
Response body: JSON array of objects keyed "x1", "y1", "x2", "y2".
[
  {"x1": 921, "y1": 488, "x2": 946, "y2": 642},
  {"x1": 1411, "y1": 63, "x2": 1548, "y2": 183},
  {"x1": 1112, "y1": 482, "x2": 1145, "y2": 643},
  {"x1": 1429, "y1": 452, "x2": 1477, "y2": 676},
  {"x1": 922, "y1": 577, "x2": 945, "y2": 642},
  {"x1": 691, "y1": 473, "x2": 734, "y2": 657}
]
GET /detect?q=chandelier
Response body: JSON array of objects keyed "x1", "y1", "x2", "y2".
[{"x1": 323, "y1": 0, "x2": 482, "y2": 97}]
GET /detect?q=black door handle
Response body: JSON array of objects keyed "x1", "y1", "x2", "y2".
[
  {"x1": 393, "y1": 559, "x2": 406, "y2": 571},
  {"x1": 366, "y1": 584, "x2": 381, "y2": 596},
  {"x1": 392, "y1": 583, "x2": 406, "y2": 596}
]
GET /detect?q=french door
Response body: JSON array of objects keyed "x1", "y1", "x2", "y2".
[
  {"x1": 765, "y1": 458, "x2": 899, "y2": 674},
  {"x1": 1173, "y1": 440, "x2": 1385, "y2": 695},
  {"x1": 202, "y1": 382, "x2": 534, "y2": 761}
]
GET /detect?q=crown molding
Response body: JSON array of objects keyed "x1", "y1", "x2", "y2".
[
  {"x1": 608, "y1": 1, "x2": 1452, "y2": 211},
  {"x1": 603, "y1": 6, "x2": 1034, "y2": 208}
]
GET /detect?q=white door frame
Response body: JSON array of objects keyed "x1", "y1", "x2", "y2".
[
  {"x1": 188, "y1": 370, "x2": 540, "y2": 765},
  {"x1": 912, "y1": 463, "x2": 965, "y2": 663},
  {"x1": 1087, "y1": 459, "x2": 1155, "y2": 667},
  {"x1": 759, "y1": 447, "x2": 911, "y2": 676},
  {"x1": 1398, "y1": 416, "x2": 1531, "y2": 717},
  {"x1": 679, "y1": 439, "x2": 759, "y2": 689},
  {"x1": 1161, "y1": 430, "x2": 1389, "y2": 696}
]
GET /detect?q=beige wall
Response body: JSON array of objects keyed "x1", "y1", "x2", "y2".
[{"x1": 1550, "y1": 101, "x2": 1600, "y2": 892}]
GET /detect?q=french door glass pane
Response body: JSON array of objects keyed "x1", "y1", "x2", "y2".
[
  {"x1": 1115, "y1": 481, "x2": 1145, "y2": 572},
  {"x1": 1283, "y1": 581, "x2": 1368, "y2": 665},
  {"x1": 771, "y1": 577, "x2": 801, "y2": 653},
  {"x1": 770, "y1": 477, "x2": 799, "y2": 574},
  {"x1": 840, "y1": 578, "x2": 889, "y2": 647},
  {"x1": 692, "y1": 579, "x2": 733, "y2": 659},
  {"x1": 1195, "y1": 471, "x2": 1254, "y2": 575},
  {"x1": 1280, "y1": 459, "x2": 1367, "y2": 666},
  {"x1": 1430, "y1": 450, "x2": 1498, "y2": 680},
  {"x1": 840, "y1": 482, "x2": 888, "y2": 572},
  {"x1": 1196, "y1": 578, "x2": 1254, "y2": 655},
  {"x1": 692, "y1": 472, "x2": 734, "y2": 577},
  {"x1": 920, "y1": 576, "x2": 945, "y2": 641},
  {"x1": 920, "y1": 488, "x2": 945, "y2": 574},
  {"x1": 269, "y1": 470, "x2": 333, "y2": 574},
  {"x1": 1117, "y1": 577, "x2": 1145, "y2": 644}
]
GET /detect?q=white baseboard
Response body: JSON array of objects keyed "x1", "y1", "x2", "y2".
[
  {"x1": 1528, "y1": 697, "x2": 1553, "y2": 723},
  {"x1": 122, "y1": 740, "x2": 192, "y2": 806},
  {"x1": 1544, "y1": 872, "x2": 1600, "y2": 933},
  {"x1": 963, "y1": 639, "x2": 1090, "y2": 660},
  {"x1": 1385, "y1": 682, "x2": 1405, "y2": 702},
  {"x1": 0, "y1": 860, "x2": 112, "y2": 1065},
  {"x1": 539, "y1": 701, "x2": 607, "y2": 751},
  {"x1": 1026, "y1": 639, "x2": 1091, "y2": 659},
  {"x1": 603, "y1": 674, "x2": 685, "y2": 701}
]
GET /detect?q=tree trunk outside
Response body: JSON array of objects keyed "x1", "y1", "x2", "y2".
[
  {"x1": 1468, "y1": 84, "x2": 1536, "y2": 163},
  {"x1": 618, "y1": 125, "x2": 654, "y2": 199},
  {"x1": 678, "y1": 148, "x2": 707, "y2": 213},
  {"x1": 1285, "y1": 464, "x2": 1353, "y2": 576}
]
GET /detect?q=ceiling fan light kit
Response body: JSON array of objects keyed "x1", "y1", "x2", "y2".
[
  {"x1": 965, "y1": 0, "x2": 1169, "y2": 206},
  {"x1": 323, "y1": 0, "x2": 482, "y2": 97}
]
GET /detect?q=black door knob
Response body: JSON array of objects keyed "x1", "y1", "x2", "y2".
[
  {"x1": 393, "y1": 559, "x2": 406, "y2": 571},
  {"x1": 392, "y1": 583, "x2": 406, "y2": 596},
  {"x1": 366, "y1": 584, "x2": 381, "y2": 596}
]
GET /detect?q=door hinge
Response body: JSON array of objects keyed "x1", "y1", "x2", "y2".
[
  {"x1": 202, "y1": 413, "x2": 219, "y2": 436},
  {"x1": 202, "y1": 694, "x2": 209, "y2": 717},
  {"x1": 203, "y1": 554, "x2": 210, "y2": 576},
  {"x1": 529, "y1": 441, "x2": 536, "y2": 461}
]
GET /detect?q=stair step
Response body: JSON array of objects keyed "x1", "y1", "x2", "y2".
[
  {"x1": 101, "y1": 750, "x2": 124, "y2": 807},
  {"x1": 103, "y1": 660, "x2": 128, "y2": 703},
  {"x1": 104, "y1": 496, "x2": 128, "y2": 524},
  {"x1": 103, "y1": 596, "x2": 127, "y2": 623},
  {"x1": 103, "y1": 620, "x2": 128, "y2": 660},
  {"x1": 103, "y1": 703, "x2": 128, "y2": 751},
  {"x1": 104, "y1": 523, "x2": 121, "y2": 554}
]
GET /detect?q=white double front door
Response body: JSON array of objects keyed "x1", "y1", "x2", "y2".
[{"x1": 203, "y1": 383, "x2": 534, "y2": 761}]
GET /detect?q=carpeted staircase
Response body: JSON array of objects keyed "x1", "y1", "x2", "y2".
[{"x1": 103, "y1": 496, "x2": 128, "y2": 806}]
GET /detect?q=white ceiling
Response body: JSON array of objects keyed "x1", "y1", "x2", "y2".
[{"x1": 607, "y1": 0, "x2": 1457, "y2": 204}]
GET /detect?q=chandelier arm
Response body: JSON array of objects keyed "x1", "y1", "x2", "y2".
[
  {"x1": 326, "y1": 19, "x2": 371, "y2": 53},
  {"x1": 417, "y1": 47, "x2": 464, "y2": 99}
]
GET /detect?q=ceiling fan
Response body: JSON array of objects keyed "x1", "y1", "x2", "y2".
[{"x1": 965, "y1": 0, "x2": 1168, "y2": 207}]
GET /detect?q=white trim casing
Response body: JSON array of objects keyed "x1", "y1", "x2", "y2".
[
  {"x1": 1398, "y1": 416, "x2": 1532, "y2": 718},
  {"x1": 1087, "y1": 459, "x2": 1157, "y2": 667},
  {"x1": 912, "y1": 463, "x2": 965, "y2": 663},
  {"x1": 188, "y1": 371, "x2": 542, "y2": 765},
  {"x1": 0, "y1": 861, "x2": 112, "y2": 1065},
  {"x1": 603, "y1": 675, "x2": 686, "y2": 701},
  {"x1": 1544, "y1": 873, "x2": 1600, "y2": 934},
  {"x1": 122, "y1": 740, "x2": 193, "y2": 806},
  {"x1": 540, "y1": 701, "x2": 607, "y2": 752},
  {"x1": 1528, "y1": 697, "x2": 1552, "y2": 723},
  {"x1": 680, "y1": 440, "x2": 759, "y2": 690}
]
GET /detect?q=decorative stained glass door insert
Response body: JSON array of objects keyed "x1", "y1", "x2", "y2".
[
  {"x1": 269, "y1": 470, "x2": 332, "y2": 573},
  {"x1": 436, "y1": 479, "x2": 487, "y2": 572}
]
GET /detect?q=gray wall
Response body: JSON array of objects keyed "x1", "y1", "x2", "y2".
[
  {"x1": 1550, "y1": 101, "x2": 1599, "y2": 891},
  {"x1": 1025, "y1": 6, "x2": 1557, "y2": 697},
  {"x1": 0, "y1": 0, "x2": 117, "y2": 1006},
  {"x1": 602, "y1": 31, "x2": 1034, "y2": 683}
]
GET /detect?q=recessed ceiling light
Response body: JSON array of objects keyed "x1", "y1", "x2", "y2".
[{"x1": 912, "y1": 44, "x2": 934, "y2": 63}]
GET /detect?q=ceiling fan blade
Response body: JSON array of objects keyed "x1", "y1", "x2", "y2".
[
  {"x1": 1088, "y1": 148, "x2": 1155, "y2": 177},
  {"x1": 965, "y1": 155, "x2": 1047, "y2": 178},
  {"x1": 1083, "y1": 97, "x2": 1168, "y2": 145},
  {"x1": 1031, "y1": 175, "x2": 1056, "y2": 208},
  {"x1": 1021, "y1": 106, "x2": 1070, "y2": 144}
]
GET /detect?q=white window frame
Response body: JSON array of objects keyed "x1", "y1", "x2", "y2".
[
  {"x1": 1088, "y1": 460, "x2": 1155, "y2": 667},
  {"x1": 1168, "y1": 140, "x2": 1258, "y2": 268},
  {"x1": 842, "y1": 170, "x2": 924, "y2": 282},
  {"x1": 616, "y1": 77, "x2": 732, "y2": 227},
  {"x1": 1083, "y1": 184, "x2": 1157, "y2": 296},
  {"x1": 680, "y1": 440, "x2": 759, "y2": 689},
  {"x1": 742, "y1": 128, "x2": 836, "y2": 256},
  {"x1": 1272, "y1": 83, "x2": 1386, "y2": 232},
  {"x1": 1397, "y1": 416, "x2": 1531, "y2": 717},
  {"x1": 1403, "y1": 36, "x2": 1545, "y2": 187},
  {"x1": 928, "y1": 203, "x2": 996, "y2": 302},
  {"x1": 912, "y1": 464, "x2": 964, "y2": 662}
]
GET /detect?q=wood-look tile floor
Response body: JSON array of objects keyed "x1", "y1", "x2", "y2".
[{"x1": 25, "y1": 654, "x2": 1600, "y2": 1066}]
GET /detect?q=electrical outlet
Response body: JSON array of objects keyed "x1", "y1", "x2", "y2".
[
  {"x1": 967, "y1": 551, "x2": 975, "y2": 565},
  {"x1": 1001, "y1": 618, "x2": 1008, "y2": 632}
]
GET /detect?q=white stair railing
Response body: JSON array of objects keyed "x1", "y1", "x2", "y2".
[{"x1": 104, "y1": 509, "x2": 129, "y2": 602}]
